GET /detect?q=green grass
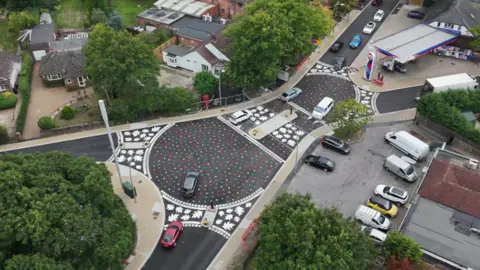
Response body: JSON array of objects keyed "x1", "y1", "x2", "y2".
[
  {"x1": 53, "y1": 0, "x2": 85, "y2": 28},
  {"x1": 0, "y1": 19, "x2": 18, "y2": 52},
  {"x1": 111, "y1": 0, "x2": 151, "y2": 27},
  {"x1": 54, "y1": 97, "x2": 101, "y2": 128}
]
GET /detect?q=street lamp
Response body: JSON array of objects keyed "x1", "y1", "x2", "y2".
[{"x1": 218, "y1": 68, "x2": 225, "y2": 106}]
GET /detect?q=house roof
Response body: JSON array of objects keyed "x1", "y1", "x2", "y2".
[
  {"x1": 40, "y1": 51, "x2": 86, "y2": 78},
  {"x1": 0, "y1": 51, "x2": 16, "y2": 84},
  {"x1": 419, "y1": 158, "x2": 480, "y2": 218},
  {"x1": 50, "y1": 38, "x2": 88, "y2": 52},
  {"x1": 196, "y1": 45, "x2": 218, "y2": 65},
  {"x1": 233, "y1": 0, "x2": 251, "y2": 3},
  {"x1": 154, "y1": 0, "x2": 216, "y2": 18},
  {"x1": 170, "y1": 16, "x2": 225, "y2": 41},
  {"x1": 137, "y1": 8, "x2": 185, "y2": 25},
  {"x1": 40, "y1": 13, "x2": 52, "y2": 24},
  {"x1": 426, "y1": 0, "x2": 480, "y2": 28},
  {"x1": 30, "y1": 23, "x2": 55, "y2": 44},
  {"x1": 163, "y1": 45, "x2": 194, "y2": 56},
  {"x1": 210, "y1": 31, "x2": 231, "y2": 57}
]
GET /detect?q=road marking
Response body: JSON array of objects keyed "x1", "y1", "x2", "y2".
[
  {"x1": 371, "y1": 93, "x2": 380, "y2": 115},
  {"x1": 143, "y1": 123, "x2": 175, "y2": 178},
  {"x1": 216, "y1": 116, "x2": 285, "y2": 163},
  {"x1": 354, "y1": 84, "x2": 361, "y2": 102}
]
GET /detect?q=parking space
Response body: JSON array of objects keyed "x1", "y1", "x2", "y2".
[{"x1": 287, "y1": 123, "x2": 431, "y2": 230}]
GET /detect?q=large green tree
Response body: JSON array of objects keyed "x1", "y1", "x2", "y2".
[
  {"x1": 8, "y1": 11, "x2": 37, "y2": 34},
  {"x1": 83, "y1": 24, "x2": 159, "y2": 102},
  {"x1": 469, "y1": 26, "x2": 480, "y2": 52},
  {"x1": 384, "y1": 232, "x2": 423, "y2": 266},
  {"x1": 225, "y1": 0, "x2": 334, "y2": 88},
  {"x1": 326, "y1": 0, "x2": 358, "y2": 20},
  {"x1": 253, "y1": 193, "x2": 377, "y2": 269},
  {"x1": 327, "y1": 98, "x2": 371, "y2": 139},
  {"x1": 0, "y1": 152, "x2": 135, "y2": 269}
]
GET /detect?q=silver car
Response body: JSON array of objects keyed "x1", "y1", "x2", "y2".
[{"x1": 279, "y1": 87, "x2": 302, "y2": 102}]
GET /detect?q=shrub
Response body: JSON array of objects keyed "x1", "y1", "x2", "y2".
[
  {"x1": 194, "y1": 71, "x2": 217, "y2": 96},
  {"x1": 0, "y1": 91, "x2": 17, "y2": 109},
  {"x1": 0, "y1": 125, "x2": 9, "y2": 145},
  {"x1": 16, "y1": 53, "x2": 33, "y2": 133},
  {"x1": 61, "y1": 106, "x2": 76, "y2": 120},
  {"x1": 38, "y1": 116, "x2": 54, "y2": 130}
]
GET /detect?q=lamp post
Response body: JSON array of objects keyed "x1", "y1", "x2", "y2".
[{"x1": 218, "y1": 68, "x2": 225, "y2": 106}]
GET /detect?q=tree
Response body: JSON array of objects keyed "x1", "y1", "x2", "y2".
[
  {"x1": 384, "y1": 232, "x2": 423, "y2": 266},
  {"x1": 91, "y1": 8, "x2": 107, "y2": 25},
  {"x1": 137, "y1": 30, "x2": 168, "y2": 49},
  {"x1": 0, "y1": 152, "x2": 135, "y2": 269},
  {"x1": 6, "y1": 0, "x2": 37, "y2": 10},
  {"x1": 83, "y1": 24, "x2": 159, "y2": 101},
  {"x1": 8, "y1": 11, "x2": 37, "y2": 34},
  {"x1": 326, "y1": 0, "x2": 357, "y2": 21},
  {"x1": 80, "y1": 0, "x2": 108, "y2": 13},
  {"x1": 252, "y1": 193, "x2": 377, "y2": 269},
  {"x1": 327, "y1": 98, "x2": 371, "y2": 139},
  {"x1": 107, "y1": 10, "x2": 123, "y2": 31},
  {"x1": 387, "y1": 256, "x2": 417, "y2": 270},
  {"x1": 225, "y1": 0, "x2": 334, "y2": 88},
  {"x1": 194, "y1": 71, "x2": 217, "y2": 96},
  {"x1": 469, "y1": 26, "x2": 480, "y2": 52}
]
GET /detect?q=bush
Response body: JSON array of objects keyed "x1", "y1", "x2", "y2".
[
  {"x1": 162, "y1": 86, "x2": 197, "y2": 114},
  {"x1": 194, "y1": 71, "x2": 218, "y2": 96},
  {"x1": 60, "y1": 106, "x2": 76, "y2": 120},
  {"x1": 0, "y1": 125, "x2": 9, "y2": 145},
  {"x1": 16, "y1": 53, "x2": 34, "y2": 133},
  {"x1": 38, "y1": 116, "x2": 54, "y2": 130},
  {"x1": 0, "y1": 91, "x2": 17, "y2": 109}
]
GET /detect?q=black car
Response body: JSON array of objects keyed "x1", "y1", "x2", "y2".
[
  {"x1": 304, "y1": 155, "x2": 336, "y2": 171},
  {"x1": 333, "y1": 56, "x2": 346, "y2": 71},
  {"x1": 183, "y1": 171, "x2": 200, "y2": 197},
  {"x1": 329, "y1": 41, "x2": 344, "y2": 52},
  {"x1": 407, "y1": 10, "x2": 425, "y2": 19},
  {"x1": 321, "y1": 135, "x2": 350, "y2": 154}
]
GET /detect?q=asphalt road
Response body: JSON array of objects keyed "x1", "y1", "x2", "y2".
[
  {"x1": 2, "y1": 134, "x2": 117, "y2": 161},
  {"x1": 375, "y1": 85, "x2": 422, "y2": 114},
  {"x1": 143, "y1": 228, "x2": 226, "y2": 270},
  {"x1": 321, "y1": 0, "x2": 401, "y2": 66}
]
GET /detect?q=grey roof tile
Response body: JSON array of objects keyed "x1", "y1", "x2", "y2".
[{"x1": 40, "y1": 51, "x2": 86, "y2": 78}]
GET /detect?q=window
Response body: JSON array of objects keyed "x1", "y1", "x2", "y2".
[
  {"x1": 168, "y1": 58, "x2": 176, "y2": 64},
  {"x1": 78, "y1": 77, "x2": 86, "y2": 87},
  {"x1": 201, "y1": 64, "x2": 209, "y2": 71},
  {"x1": 48, "y1": 74, "x2": 60, "y2": 80},
  {"x1": 66, "y1": 78, "x2": 72, "y2": 84}
]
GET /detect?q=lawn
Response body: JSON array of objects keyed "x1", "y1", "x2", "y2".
[
  {"x1": 53, "y1": 0, "x2": 86, "y2": 28},
  {"x1": 111, "y1": 0, "x2": 152, "y2": 27},
  {"x1": 54, "y1": 96, "x2": 101, "y2": 128}
]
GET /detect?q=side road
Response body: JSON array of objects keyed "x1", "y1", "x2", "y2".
[{"x1": 105, "y1": 163, "x2": 164, "y2": 270}]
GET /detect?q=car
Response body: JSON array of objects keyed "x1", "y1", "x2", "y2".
[
  {"x1": 360, "y1": 225, "x2": 387, "y2": 243},
  {"x1": 373, "y1": 10, "x2": 384, "y2": 21},
  {"x1": 367, "y1": 195, "x2": 398, "y2": 217},
  {"x1": 312, "y1": 97, "x2": 334, "y2": 120},
  {"x1": 160, "y1": 221, "x2": 183, "y2": 248},
  {"x1": 321, "y1": 135, "x2": 350, "y2": 154},
  {"x1": 304, "y1": 155, "x2": 335, "y2": 171},
  {"x1": 333, "y1": 56, "x2": 346, "y2": 71},
  {"x1": 183, "y1": 171, "x2": 200, "y2": 197},
  {"x1": 229, "y1": 110, "x2": 252, "y2": 125},
  {"x1": 280, "y1": 87, "x2": 302, "y2": 102},
  {"x1": 349, "y1": 34, "x2": 362, "y2": 48},
  {"x1": 375, "y1": 185, "x2": 409, "y2": 206},
  {"x1": 407, "y1": 10, "x2": 425, "y2": 19},
  {"x1": 363, "y1": 21, "x2": 376, "y2": 34},
  {"x1": 329, "y1": 41, "x2": 344, "y2": 52}
]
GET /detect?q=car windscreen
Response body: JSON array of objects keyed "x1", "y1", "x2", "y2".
[
  {"x1": 164, "y1": 234, "x2": 173, "y2": 242},
  {"x1": 231, "y1": 113, "x2": 244, "y2": 119},
  {"x1": 314, "y1": 106, "x2": 325, "y2": 113},
  {"x1": 372, "y1": 196, "x2": 391, "y2": 209},
  {"x1": 406, "y1": 166, "x2": 414, "y2": 175},
  {"x1": 282, "y1": 93, "x2": 289, "y2": 97},
  {"x1": 376, "y1": 213, "x2": 386, "y2": 224}
]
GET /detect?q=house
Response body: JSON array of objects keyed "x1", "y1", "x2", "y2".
[
  {"x1": 401, "y1": 147, "x2": 480, "y2": 269},
  {"x1": 154, "y1": 0, "x2": 217, "y2": 18},
  {"x1": 39, "y1": 51, "x2": 88, "y2": 89},
  {"x1": 0, "y1": 51, "x2": 21, "y2": 92},
  {"x1": 50, "y1": 38, "x2": 88, "y2": 52},
  {"x1": 17, "y1": 14, "x2": 56, "y2": 61},
  {"x1": 196, "y1": 0, "x2": 250, "y2": 19},
  {"x1": 136, "y1": 8, "x2": 185, "y2": 28}
]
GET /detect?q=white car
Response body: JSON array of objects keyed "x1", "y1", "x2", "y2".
[
  {"x1": 374, "y1": 185, "x2": 409, "y2": 205},
  {"x1": 373, "y1": 10, "x2": 385, "y2": 21},
  {"x1": 360, "y1": 226, "x2": 387, "y2": 243},
  {"x1": 363, "y1": 21, "x2": 376, "y2": 34},
  {"x1": 312, "y1": 97, "x2": 334, "y2": 120},
  {"x1": 229, "y1": 110, "x2": 252, "y2": 125}
]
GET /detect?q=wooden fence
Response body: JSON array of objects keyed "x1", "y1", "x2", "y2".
[{"x1": 153, "y1": 36, "x2": 177, "y2": 62}]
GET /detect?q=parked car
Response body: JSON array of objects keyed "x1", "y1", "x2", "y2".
[
  {"x1": 304, "y1": 155, "x2": 336, "y2": 171},
  {"x1": 360, "y1": 225, "x2": 387, "y2": 243},
  {"x1": 354, "y1": 205, "x2": 390, "y2": 231},
  {"x1": 363, "y1": 21, "x2": 376, "y2": 34},
  {"x1": 280, "y1": 87, "x2": 302, "y2": 102},
  {"x1": 333, "y1": 56, "x2": 346, "y2": 70},
  {"x1": 330, "y1": 41, "x2": 344, "y2": 52},
  {"x1": 383, "y1": 154, "x2": 417, "y2": 182},
  {"x1": 321, "y1": 135, "x2": 350, "y2": 154},
  {"x1": 183, "y1": 171, "x2": 200, "y2": 197},
  {"x1": 160, "y1": 221, "x2": 184, "y2": 248},
  {"x1": 375, "y1": 184, "x2": 409, "y2": 206},
  {"x1": 373, "y1": 10, "x2": 385, "y2": 21},
  {"x1": 229, "y1": 110, "x2": 252, "y2": 125},
  {"x1": 407, "y1": 10, "x2": 425, "y2": 19},
  {"x1": 349, "y1": 34, "x2": 362, "y2": 48},
  {"x1": 312, "y1": 97, "x2": 334, "y2": 120},
  {"x1": 367, "y1": 195, "x2": 398, "y2": 218}
]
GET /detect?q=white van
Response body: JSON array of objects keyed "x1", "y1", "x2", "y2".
[
  {"x1": 312, "y1": 97, "x2": 334, "y2": 120},
  {"x1": 354, "y1": 205, "x2": 390, "y2": 231},
  {"x1": 384, "y1": 155, "x2": 417, "y2": 182},
  {"x1": 384, "y1": 131, "x2": 429, "y2": 161}
]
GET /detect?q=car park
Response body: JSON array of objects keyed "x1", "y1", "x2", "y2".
[
  {"x1": 360, "y1": 225, "x2": 387, "y2": 243},
  {"x1": 183, "y1": 171, "x2": 200, "y2": 197},
  {"x1": 304, "y1": 155, "x2": 336, "y2": 171},
  {"x1": 363, "y1": 22, "x2": 376, "y2": 34},
  {"x1": 160, "y1": 221, "x2": 184, "y2": 248},
  {"x1": 407, "y1": 10, "x2": 425, "y2": 19},
  {"x1": 383, "y1": 154, "x2": 417, "y2": 182},
  {"x1": 354, "y1": 205, "x2": 390, "y2": 231},
  {"x1": 349, "y1": 34, "x2": 362, "y2": 48},
  {"x1": 229, "y1": 110, "x2": 252, "y2": 125},
  {"x1": 367, "y1": 195, "x2": 398, "y2": 218},
  {"x1": 384, "y1": 130, "x2": 430, "y2": 161},
  {"x1": 373, "y1": 10, "x2": 384, "y2": 21},
  {"x1": 375, "y1": 185, "x2": 409, "y2": 206},
  {"x1": 333, "y1": 56, "x2": 346, "y2": 70},
  {"x1": 321, "y1": 135, "x2": 350, "y2": 154},
  {"x1": 280, "y1": 87, "x2": 302, "y2": 102},
  {"x1": 312, "y1": 97, "x2": 334, "y2": 120},
  {"x1": 329, "y1": 41, "x2": 344, "y2": 52}
]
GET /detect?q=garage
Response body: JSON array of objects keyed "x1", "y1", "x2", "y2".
[{"x1": 32, "y1": 50, "x2": 47, "y2": 61}]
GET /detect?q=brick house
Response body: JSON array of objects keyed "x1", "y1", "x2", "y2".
[
  {"x1": 197, "y1": 0, "x2": 250, "y2": 19},
  {"x1": 39, "y1": 51, "x2": 88, "y2": 90}
]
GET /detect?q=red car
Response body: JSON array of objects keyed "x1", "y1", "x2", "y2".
[{"x1": 160, "y1": 221, "x2": 183, "y2": 248}]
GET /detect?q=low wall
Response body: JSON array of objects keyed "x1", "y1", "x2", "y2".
[{"x1": 40, "y1": 122, "x2": 103, "y2": 138}]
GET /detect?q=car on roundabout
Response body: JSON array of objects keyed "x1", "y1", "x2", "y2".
[
  {"x1": 229, "y1": 110, "x2": 252, "y2": 125},
  {"x1": 161, "y1": 221, "x2": 184, "y2": 248},
  {"x1": 280, "y1": 87, "x2": 302, "y2": 102}
]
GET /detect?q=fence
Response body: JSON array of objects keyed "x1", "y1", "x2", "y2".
[
  {"x1": 191, "y1": 93, "x2": 248, "y2": 112},
  {"x1": 153, "y1": 36, "x2": 177, "y2": 62}
]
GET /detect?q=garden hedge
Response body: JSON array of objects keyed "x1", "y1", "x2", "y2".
[
  {"x1": 37, "y1": 116, "x2": 54, "y2": 130},
  {"x1": 417, "y1": 89, "x2": 480, "y2": 145},
  {"x1": 0, "y1": 92, "x2": 17, "y2": 109},
  {"x1": 16, "y1": 53, "x2": 33, "y2": 134},
  {"x1": 60, "y1": 106, "x2": 76, "y2": 120}
]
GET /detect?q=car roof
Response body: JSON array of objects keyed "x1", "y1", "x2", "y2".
[
  {"x1": 376, "y1": 10, "x2": 384, "y2": 14},
  {"x1": 285, "y1": 88, "x2": 298, "y2": 94},
  {"x1": 370, "y1": 195, "x2": 389, "y2": 206},
  {"x1": 325, "y1": 135, "x2": 343, "y2": 143},
  {"x1": 184, "y1": 175, "x2": 197, "y2": 188},
  {"x1": 232, "y1": 110, "x2": 246, "y2": 118},
  {"x1": 317, "y1": 97, "x2": 334, "y2": 107},
  {"x1": 390, "y1": 186, "x2": 407, "y2": 197}
]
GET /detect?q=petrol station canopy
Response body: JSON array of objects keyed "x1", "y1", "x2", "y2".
[{"x1": 371, "y1": 24, "x2": 458, "y2": 64}]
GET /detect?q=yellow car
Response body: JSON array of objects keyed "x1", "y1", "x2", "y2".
[{"x1": 367, "y1": 195, "x2": 398, "y2": 217}]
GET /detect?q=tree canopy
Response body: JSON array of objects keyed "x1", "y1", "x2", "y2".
[
  {"x1": 0, "y1": 152, "x2": 135, "y2": 269},
  {"x1": 225, "y1": 0, "x2": 335, "y2": 88},
  {"x1": 328, "y1": 98, "x2": 371, "y2": 139},
  {"x1": 8, "y1": 11, "x2": 37, "y2": 34},
  {"x1": 326, "y1": 0, "x2": 358, "y2": 20},
  {"x1": 469, "y1": 26, "x2": 480, "y2": 52},
  {"x1": 252, "y1": 193, "x2": 377, "y2": 269},
  {"x1": 194, "y1": 71, "x2": 218, "y2": 96},
  {"x1": 384, "y1": 232, "x2": 423, "y2": 266}
]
